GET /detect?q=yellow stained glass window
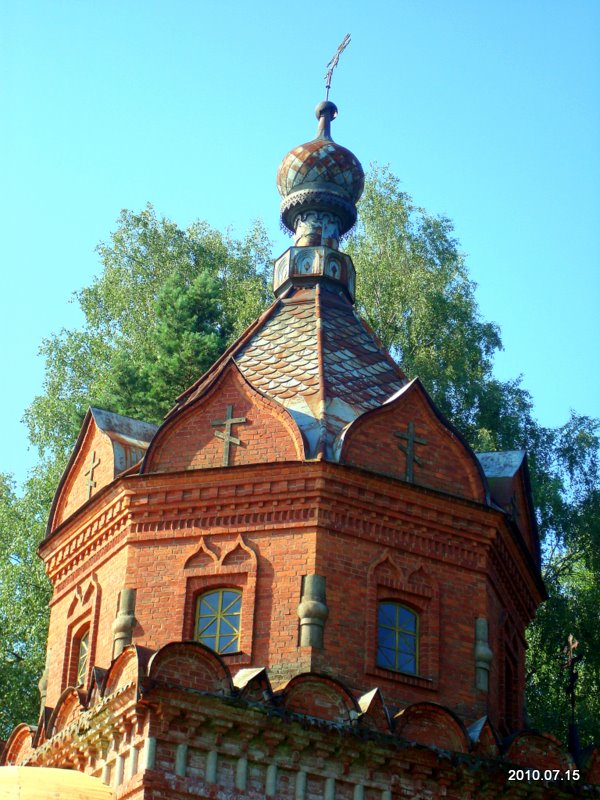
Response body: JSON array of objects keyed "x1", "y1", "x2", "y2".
[
  {"x1": 376, "y1": 602, "x2": 418, "y2": 674},
  {"x1": 195, "y1": 589, "x2": 241, "y2": 654},
  {"x1": 76, "y1": 629, "x2": 89, "y2": 685}
]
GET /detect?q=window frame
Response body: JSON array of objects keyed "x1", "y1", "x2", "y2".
[
  {"x1": 182, "y1": 535, "x2": 258, "y2": 668},
  {"x1": 376, "y1": 600, "x2": 419, "y2": 675},
  {"x1": 75, "y1": 627, "x2": 90, "y2": 685},
  {"x1": 66, "y1": 620, "x2": 92, "y2": 689},
  {"x1": 365, "y1": 552, "x2": 439, "y2": 691},
  {"x1": 63, "y1": 577, "x2": 100, "y2": 694},
  {"x1": 194, "y1": 588, "x2": 243, "y2": 655}
]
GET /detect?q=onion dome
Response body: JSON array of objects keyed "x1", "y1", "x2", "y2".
[{"x1": 277, "y1": 101, "x2": 365, "y2": 239}]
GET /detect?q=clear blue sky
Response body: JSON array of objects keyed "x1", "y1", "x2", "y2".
[{"x1": 2, "y1": 0, "x2": 599, "y2": 485}]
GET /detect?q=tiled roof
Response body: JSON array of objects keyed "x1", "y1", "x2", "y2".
[
  {"x1": 168, "y1": 284, "x2": 405, "y2": 459},
  {"x1": 320, "y1": 294, "x2": 404, "y2": 409},
  {"x1": 235, "y1": 295, "x2": 320, "y2": 400},
  {"x1": 235, "y1": 285, "x2": 405, "y2": 457}
]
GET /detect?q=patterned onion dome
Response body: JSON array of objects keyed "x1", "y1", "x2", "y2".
[{"x1": 277, "y1": 101, "x2": 365, "y2": 237}]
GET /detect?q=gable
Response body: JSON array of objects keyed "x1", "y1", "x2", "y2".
[
  {"x1": 144, "y1": 363, "x2": 305, "y2": 473},
  {"x1": 509, "y1": 470, "x2": 538, "y2": 562},
  {"x1": 339, "y1": 379, "x2": 487, "y2": 503},
  {"x1": 48, "y1": 408, "x2": 157, "y2": 535},
  {"x1": 51, "y1": 415, "x2": 116, "y2": 530},
  {"x1": 477, "y1": 451, "x2": 540, "y2": 565}
]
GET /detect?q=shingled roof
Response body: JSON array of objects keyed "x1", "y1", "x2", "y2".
[{"x1": 168, "y1": 284, "x2": 406, "y2": 459}]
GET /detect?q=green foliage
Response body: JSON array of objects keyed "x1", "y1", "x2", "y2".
[
  {"x1": 347, "y1": 165, "x2": 502, "y2": 437},
  {"x1": 525, "y1": 414, "x2": 600, "y2": 744},
  {"x1": 0, "y1": 471, "x2": 53, "y2": 738},
  {"x1": 23, "y1": 206, "x2": 271, "y2": 464},
  {"x1": 527, "y1": 562, "x2": 600, "y2": 746},
  {"x1": 105, "y1": 269, "x2": 231, "y2": 423},
  {"x1": 1, "y1": 206, "x2": 271, "y2": 739}
]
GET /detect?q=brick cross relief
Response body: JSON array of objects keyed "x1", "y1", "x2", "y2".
[
  {"x1": 394, "y1": 422, "x2": 427, "y2": 483},
  {"x1": 211, "y1": 405, "x2": 247, "y2": 467},
  {"x1": 84, "y1": 450, "x2": 101, "y2": 499}
]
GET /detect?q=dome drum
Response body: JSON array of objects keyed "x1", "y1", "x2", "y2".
[
  {"x1": 273, "y1": 246, "x2": 356, "y2": 301},
  {"x1": 280, "y1": 187, "x2": 359, "y2": 240}
]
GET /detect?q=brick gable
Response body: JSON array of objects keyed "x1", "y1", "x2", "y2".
[
  {"x1": 339, "y1": 378, "x2": 487, "y2": 502},
  {"x1": 144, "y1": 363, "x2": 305, "y2": 473}
]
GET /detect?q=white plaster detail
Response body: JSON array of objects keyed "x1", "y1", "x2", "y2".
[
  {"x1": 236, "y1": 756, "x2": 248, "y2": 790},
  {"x1": 295, "y1": 770, "x2": 307, "y2": 800},
  {"x1": 266, "y1": 763, "x2": 278, "y2": 796},
  {"x1": 115, "y1": 755, "x2": 124, "y2": 786},
  {"x1": 325, "y1": 776, "x2": 336, "y2": 800},
  {"x1": 175, "y1": 743, "x2": 188, "y2": 777},
  {"x1": 206, "y1": 750, "x2": 218, "y2": 783},
  {"x1": 144, "y1": 737, "x2": 156, "y2": 770},
  {"x1": 129, "y1": 746, "x2": 139, "y2": 779}
]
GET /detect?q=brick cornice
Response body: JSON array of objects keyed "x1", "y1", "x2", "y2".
[
  {"x1": 42, "y1": 491, "x2": 134, "y2": 585},
  {"x1": 27, "y1": 686, "x2": 589, "y2": 799},
  {"x1": 39, "y1": 461, "x2": 543, "y2": 596},
  {"x1": 488, "y1": 530, "x2": 541, "y2": 624}
]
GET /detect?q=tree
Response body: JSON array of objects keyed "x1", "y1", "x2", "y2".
[
  {"x1": 0, "y1": 470, "x2": 54, "y2": 738},
  {"x1": 347, "y1": 164, "x2": 503, "y2": 446},
  {"x1": 23, "y1": 206, "x2": 272, "y2": 465},
  {"x1": 105, "y1": 269, "x2": 232, "y2": 423},
  {"x1": 525, "y1": 414, "x2": 600, "y2": 744}
]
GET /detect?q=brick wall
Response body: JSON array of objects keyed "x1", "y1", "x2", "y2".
[
  {"x1": 40, "y1": 458, "x2": 540, "y2": 733},
  {"x1": 341, "y1": 380, "x2": 485, "y2": 502},
  {"x1": 44, "y1": 545, "x2": 128, "y2": 708},
  {"x1": 146, "y1": 365, "x2": 304, "y2": 473},
  {"x1": 54, "y1": 422, "x2": 116, "y2": 527}
]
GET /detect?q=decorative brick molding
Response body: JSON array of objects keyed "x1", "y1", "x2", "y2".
[
  {"x1": 365, "y1": 550, "x2": 439, "y2": 691},
  {"x1": 182, "y1": 534, "x2": 258, "y2": 665},
  {"x1": 2, "y1": 654, "x2": 593, "y2": 798}
]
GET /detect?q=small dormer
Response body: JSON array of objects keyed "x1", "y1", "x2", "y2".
[
  {"x1": 477, "y1": 450, "x2": 540, "y2": 566},
  {"x1": 47, "y1": 407, "x2": 158, "y2": 535}
]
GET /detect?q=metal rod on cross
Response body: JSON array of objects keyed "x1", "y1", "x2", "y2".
[
  {"x1": 325, "y1": 34, "x2": 351, "y2": 100},
  {"x1": 562, "y1": 633, "x2": 583, "y2": 758}
]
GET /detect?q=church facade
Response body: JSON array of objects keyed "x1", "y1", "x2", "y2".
[{"x1": 2, "y1": 100, "x2": 598, "y2": 798}]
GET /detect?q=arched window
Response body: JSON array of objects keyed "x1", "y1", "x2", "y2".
[
  {"x1": 76, "y1": 629, "x2": 90, "y2": 685},
  {"x1": 195, "y1": 589, "x2": 242, "y2": 655},
  {"x1": 377, "y1": 602, "x2": 418, "y2": 674}
]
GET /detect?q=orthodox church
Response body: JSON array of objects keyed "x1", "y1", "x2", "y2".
[{"x1": 2, "y1": 99, "x2": 598, "y2": 798}]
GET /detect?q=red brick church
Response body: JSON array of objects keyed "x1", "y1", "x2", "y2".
[{"x1": 2, "y1": 99, "x2": 598, "y2": 798}]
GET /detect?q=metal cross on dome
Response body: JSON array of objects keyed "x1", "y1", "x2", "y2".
[
  {"x1": 325, "y1": 33, "x2": 351, "y2": 101},
  {"x1": 84, "y1": 450, "x2": 101, "y2": 499},
  {"x1": 211, "y1": 405, "x2": 247, "y2": 467},
  {"x1": 394, "y1": 422, "x2": 428, "y2": 483}
]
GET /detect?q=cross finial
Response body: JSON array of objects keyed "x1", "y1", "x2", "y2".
[
  {"x1": 84, "y1": 450, "x2": 101, "y2": 499},
  {"x1": 394, "y1": 422, "x2": 428, "y2": 482},
  {"x1": 325, "y1": 34, "x2": 351, "y2": 101},
  {"x1": 211, "y1": 405, "x2": 247, "y2": 467},
  {"x1": 562, "y1": 634, "x2": 582, "y2": 715}
]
